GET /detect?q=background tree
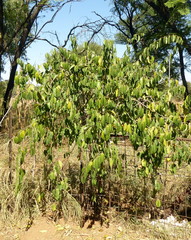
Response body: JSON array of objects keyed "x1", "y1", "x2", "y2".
[
  {"x1": 110, "y1": 0, "x2": 191, "y2": 96},
  {"x1": 113, "y1": 0, "x2": 149, "y2": 57},
  {"x1": 77, "y1": 41, "x2": 103, "y2": 55},
  {"x1": 0, "y1": 0, "x2": 80, "y2": 116}
]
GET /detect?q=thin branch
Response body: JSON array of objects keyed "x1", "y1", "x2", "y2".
[
  {"x1": 34, "y1": 0, "x2": 77, "y2": 38},
  {"x1": 38, "y1": 30, "x2": 61, "y2": 46},
  {"x1": 55, "y1": 31, "x2": 61, "y2": 46},
  {"x1": 35, "y1": 37, "x2": 60, "y2": 48},
  {"x1": 62, "y1": 19, "x2": 106, "y2": 48},
  {"x1": 25, "y1": 1, "x2": 81, "y2": 49},
  {"x1": 85, "y1": 22, "x2": 107, "y2": 45},
  {"x1": 114, "y1": 1, "x2": 131, "y2": 29},
  {"x1": 62, "y1": 23, "x2": 86, "y2": 47},
  {"x1": 94, "y1": 12, "x2": 130, "y2": 39},
  {"x1": 0, "y1": 105, "x2": 11, "y2": 126}
]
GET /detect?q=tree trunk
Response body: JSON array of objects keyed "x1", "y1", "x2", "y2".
[
  {"x1": 179, "y1": 47, "x2": 189, "y2": 99},
  {"x1": 2, "y1": 2, "x2": 44, "y2": 114},
  {"x1": 0, "y1": 0, "x2": 4, "y2": 80},
  {"x1": 3, "y1": 62, "x2": 17, "y2": 112}
]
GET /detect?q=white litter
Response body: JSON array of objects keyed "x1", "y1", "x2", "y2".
[{"x1": 151, "y1": 215, "x2": 188, "y2": 227}]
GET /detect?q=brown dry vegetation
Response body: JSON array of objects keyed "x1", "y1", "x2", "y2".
[
  {"x1": 1, "y1": 128, "x2": 191, "y2": 239},
  {"x1": 0, "y1": 100, "x2": 191, "y2": 239}
]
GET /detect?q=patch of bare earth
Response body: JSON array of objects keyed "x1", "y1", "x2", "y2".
[
  {"x1": 0, "y1": 216, "x2": 152, "y2": 240},
  {"x1": 1, "y1": 216, "x2": 188, "y2": 240}
]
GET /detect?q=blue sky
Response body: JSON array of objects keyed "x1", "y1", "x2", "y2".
[
  {"x1": 28, "y1": 0, "x2": 126, "y2": 59},
  {"x1": 3, "y1": 0, "x2": 190, "y2": 82},
  {"x1": 2, "y1": 0, "x2": 126, "y2": 80}
]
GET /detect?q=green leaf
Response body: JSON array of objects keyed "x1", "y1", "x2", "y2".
[
  {"x1": 49, "y1": 171, "x2": 57, "y2": 180},
  {"x1": 154, "y1": 180, "x2": 161, "y2": 191},
  {"x1": 165, "y1": 0, "x2": 186, "y2": 8},
  {"x1": 178, "y1": 7, "x2": 190, "y2": 15},
  {"x1": 156, "y1": 199, "x2": 161, "y2": 208},
  {"x1": 51, "y1": 203, "x2": 57, "y2": 211},
  {"x1": 14, "y1": 136, "x2": 22, "y2": 144},
  {"x1": 53, "y1": 188, "x2": 61, "y2": 201},
  {"x1": 14, "y1": 130, "x2": 26, "y2": 144},
  {"x1": 123, "y1": 123, "x2": 132, "y2": 134},
  {"x1": 142, "y1": 159, "x2": 147, "y2": 167}
]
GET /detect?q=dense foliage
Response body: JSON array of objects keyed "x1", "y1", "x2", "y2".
[
  {"x1": 13, "y1": 38, "x2": 191, "y2": 213},
  {"x1": 112, "y1": 0, "x2": 191, "y2": 95}
]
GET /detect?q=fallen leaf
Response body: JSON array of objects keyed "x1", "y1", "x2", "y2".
[
  {"x1": 40, "y1": 230, "x2": 47, "y2": 233},
  {"x1": 117, "y1": 226, "x2": 123, "y2": 232},
  {"x1": 56, "y1": 224, "x2": 65, "y2": 231}
]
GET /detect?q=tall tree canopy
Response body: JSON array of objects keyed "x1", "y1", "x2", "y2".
[
  {"x1": 0, "y1": 0, "x2": 80, "y2": 115},
  {"x1": 112, "y1": 0, "x2": 191, "y2": 96}
]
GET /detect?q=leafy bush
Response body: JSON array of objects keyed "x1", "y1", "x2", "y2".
[{"x1": 13, "y1": 38, "x2": 191, "y2": 219}]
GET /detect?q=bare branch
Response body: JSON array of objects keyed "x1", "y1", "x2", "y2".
[
  {"x1": 93, "y1": 12, "x2": 130, "y2": 39},
  {"x1": 62, "y1": 19, "x2": 107, "y2": 48},
  {"x1": 55, "y1": 31, "x2": 61, "y2": 46},
  {"x1": 114, "y1": 1, "x2": 131, "y2": 29},
  {"x1": 35, "y1": 37, "x2": 60, "y2": 49},
  {"x1": 24, "y1": 0, "x2": 82, "y2": 50},
  {"x1": 35, "y1": 0, "x2": 80, "y2": 37},
  {"x1": 0, "y1": 105, "x2": 11, "y2": 127}
]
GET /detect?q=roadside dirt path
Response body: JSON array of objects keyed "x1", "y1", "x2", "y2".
[
  {"x1": 0, "y1": 217, "x2": 153, "y2": 240},
  {"x1": 1, "y1": 216, "x2": 190, "y2": 240}
]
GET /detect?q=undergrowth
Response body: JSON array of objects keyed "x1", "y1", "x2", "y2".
[{"x1": 0, "y1": 130, "x2": 191, "y2": 234}]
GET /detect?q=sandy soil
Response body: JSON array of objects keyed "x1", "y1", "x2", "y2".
[
  {"x1": 0, "y1": 216, "x2": 154, "y2": 240},
  {"x1": 0, "y1": 215, "x2": 191, "y2": 240}
]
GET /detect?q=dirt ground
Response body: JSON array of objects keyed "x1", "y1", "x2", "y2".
[
  {"x1": 0, "y1": 216, "x2": 157, "y2": 240},
  {"x1": 0, "y1": 215, "x2": 190, "y2": 240},
  {"x1": 0, "y1": 217, "x2": 130, "y2": 240}
]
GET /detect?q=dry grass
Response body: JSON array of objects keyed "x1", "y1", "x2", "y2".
[
  {"x1": 0, "y1": 134, "x2": 82, "y2": 228},
  {"x1": 1, "y1": 129, "x2": 191, "y2": 239}
]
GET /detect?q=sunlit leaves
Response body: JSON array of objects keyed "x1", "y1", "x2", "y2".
[
  {"x1": 15, "y1": 40, "x2": 191, "y2": 201},
  {"x1": 139, "y1": 35, "x2": 183, "y2": 61},
  {"x1": 165, "y1": 0, "x2": 190, "y2": 15},
  {"x1": 14, "y1": 130, "x2": 26, "y2": 144}
]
